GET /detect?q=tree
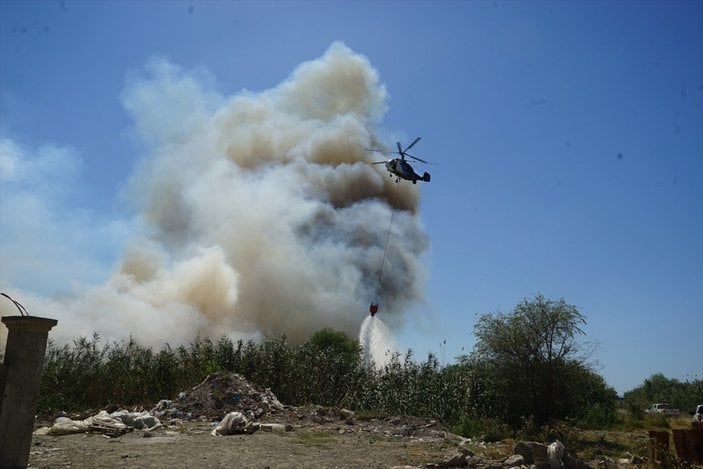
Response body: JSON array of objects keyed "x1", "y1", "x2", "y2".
[
  {"x1": 473, "y1": 294, "x2": 607, "y2": 427},
  {"x1": 293, "y1": 328, "x2": 362, "y2": 406}
]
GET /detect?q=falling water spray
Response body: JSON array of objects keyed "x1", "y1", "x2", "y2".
[{"x1": 359, "y1": 315, "x2": 396, "y2": 369}]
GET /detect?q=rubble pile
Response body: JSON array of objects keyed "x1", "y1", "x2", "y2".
[{"x1": 152, "y1": 372, "x2": 285, "y2": 421}]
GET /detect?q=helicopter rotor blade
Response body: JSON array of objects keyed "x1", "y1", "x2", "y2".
[
  {"x1": 371, "y1": 161, "x2": 387, "y2": 165},
  {"x1": 396, "y1": 142, "x2": 403, "y2": 156},
  {"x1": 404, "y1": 137, "x2": 421, "y2": 153},
  {"x1": 405, "y1": 152, "x2": 429, "y2": 164}
]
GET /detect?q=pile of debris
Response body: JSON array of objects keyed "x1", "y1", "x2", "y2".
[
  {"x1": 35, "y1": 372, "x2": 285, "y2": 438},
  {"x1": 151, "y1": 371, "x2": 285, "y2": 421},
  {"x1": 34, "y1": 410, "x2": 161, "y2": 438}
]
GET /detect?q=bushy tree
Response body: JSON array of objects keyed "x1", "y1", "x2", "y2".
[{"x1": 472, "y1": 294, "x2": 613, "y2": 427}]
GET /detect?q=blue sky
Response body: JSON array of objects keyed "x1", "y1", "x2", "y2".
[{"x1": 1, "y1": 1, "x2": 701, "y2": 395}]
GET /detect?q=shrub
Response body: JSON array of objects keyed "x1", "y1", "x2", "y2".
[
  {"x1": 451, "y1": 416, "x2": 509, "y2": 441},
  {"x1": 577, "y1": 402, "x2": 622, "y2": 429}
]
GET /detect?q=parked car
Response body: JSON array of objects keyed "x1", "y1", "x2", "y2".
[
  {"x1": 646, "y1": 403, "x2": 680, "y2": 417},
  {"x1": 691, "y1": 404, "x2": 703, "y2": 427}
]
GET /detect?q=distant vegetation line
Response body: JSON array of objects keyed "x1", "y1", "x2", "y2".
[{"x1": 25, "y1": 295, "x2": 703, "y2": 436}]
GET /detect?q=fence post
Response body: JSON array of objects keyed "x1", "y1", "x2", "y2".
[
  {"x1": 648, "y1": 429, "x2": 670, "y2": 465},
  {"x1": 0, "y1": 315, "x2": 58, "y2": 468},
  {"x1": 672, "y1": 428, "x2": 703, "y2": 464}
]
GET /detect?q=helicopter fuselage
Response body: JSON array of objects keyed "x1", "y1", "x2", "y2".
[
  {"x1": 368, "y1": 137, "x2": 431, "y2": 184},
  {"x1": 385, "y1": 158, "x2": 430, "y2": 184}
]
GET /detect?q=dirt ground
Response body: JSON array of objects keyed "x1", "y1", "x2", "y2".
[
  {"x1": 30, "y1": 416, "x2": 703, "y2": 468},
  {"x1": 29, "y1": 418, "x2": 464, "y2": 469}
]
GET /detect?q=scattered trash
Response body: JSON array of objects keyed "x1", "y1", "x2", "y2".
[
  {"x1": 34, "y1": 410, "x2": 160, "y2": 438},
  {"x1": 211, "y1": 411, "x2": 258, "y2": 436},
  {"x1": 548, "y1": 439, "x2": 565, "y2": 468},
  {"x1": 511, "y1": 440, "x2": 589, "y2": 469}
]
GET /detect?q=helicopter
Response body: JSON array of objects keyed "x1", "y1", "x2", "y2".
[{"x1": 368, "y1": 137, "x2": 431, "y2": 184}]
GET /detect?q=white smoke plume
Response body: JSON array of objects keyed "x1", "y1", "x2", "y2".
[{"x1": 0, "y1": 42, "x2": 428, "y2": 346}]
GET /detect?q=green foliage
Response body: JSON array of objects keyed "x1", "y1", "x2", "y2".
[
  {"x1": 253, "y1": 335, "x2": 290, "y2": 400},
  {"x1": 622, "y1": 372, "x2": 703, "y2": 415},
  {"x1": 451, "y1": 416, "x2": 509, "y2": 441},
  {"x1": 347, "y1": 350, "x2": 454, "y2": 421},
  {"x1": 36, "y1": 296, "x2": 621, "y2": 439},
  {"x1": 472, "y1": 294, "x2": 611, "y2": 427},
  {"x1": 294, "y1": 328, "x2": 362, "y2": 406},
  {"x1": 643, "y1": 413, "x2": 671, "y2": 429},
  {"x1": 517, "y1": 418, "x2": 579, "y2": 450},
  {"x1": 37, "y1": 328, "x2": 367, "y2": 414},
  {"x1": 38, "y1": 334, "x2": 250, "y2": 412},
  {"x1": 577, "y1": 403, "x2": 622, "y2": 429}
]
